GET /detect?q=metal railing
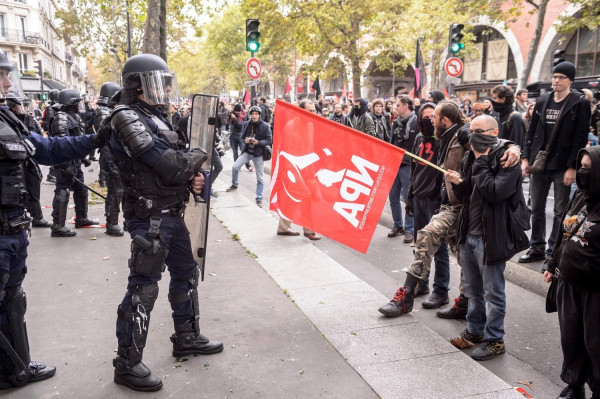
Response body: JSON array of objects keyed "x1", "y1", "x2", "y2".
[{"x1": 0, "y1": 29, "x2": 42, "y2": 45}]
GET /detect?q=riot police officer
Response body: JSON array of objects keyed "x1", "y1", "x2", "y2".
[
  {"x1": 95, "y1": 82, "x2": 123, "y2": 236},
  {"x1": 5, "y1": 97, "x2": 52, "y2": 228},
  {"x1": 0, "y1": 50, "x2": 101, "y2": 390},
  {"x1": 106, "y1": 54, "x2": 222, "y2": 392},
  {"x1": 42, "y1": 89, "x2": 60, "y2": 183},
  {"x1": 49, "y1": 89, "x2": 98, "y2": 237}
]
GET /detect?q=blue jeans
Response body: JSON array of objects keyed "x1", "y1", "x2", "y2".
[
  {"x1": 529, "y1": 170, "x2": 571, "y2": 257},
  {"x1": 461, "y1": 234, "x2": 506, "y2": 342},
  {"x1": 389, "y1": 165, "x2": 413, "y2": 233},
  {"x1": 413, "y1": 196, "x2": 449, "y2": 295},
  {"x1": 232, "y1": 151, "x2": 265, "y2": 201},
  {"x1": 230, "y1": 136, "x2": 251, "y2": 169}
]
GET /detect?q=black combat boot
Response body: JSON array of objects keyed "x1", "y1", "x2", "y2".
[
  {"x1": 378, "y1": 273, "x2": 420, "y2": 317},
  {"x1": 436, "y1": 294, "x2": 468, "y2": 320},
  {"x1": 113, "y1": 347, "x2": 162, "y2": 392},
  {"x1": 29, "y1": 202, "x2": 52, "y2": 228},
  {"x1": 73, "y1": 188, "x2": 99, "y2": 228},
  {"x1": 51, "y1": 189, "x2": 76, "y2": 237},
  {"x1": 105, "y1": 199, "x2": 123, "y2": 236},
  {"x1": 0, "y1": 287, "x2": 56, "y2": 390},
  {"x1": 171, "y1": 320, "x2": 224, "y2": 358}
]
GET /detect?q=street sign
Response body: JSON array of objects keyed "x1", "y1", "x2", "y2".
[
  {"x1": 245, "y1": 79, "x2": 260, "y2": 87},
  {"x1": 444, "y1": 57, "x2": 463, "y2": 77},
  {"x1": 445, "y1": 76, "x2": 462, "y2": 85},
  {"x1": 246, "y1": 57, "x2": 262, "y2": 80}
]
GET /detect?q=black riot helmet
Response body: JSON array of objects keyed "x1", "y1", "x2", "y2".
[
  {"x1": 97, "y1": 82, "x2": 121, "y2": 106},
  {"x1": 0, "y1": 50, "x2": 25, "y2": 101},
  {"x1": 58, "y1": 88, "x2": 85, "y2": 112},
  {"x1": 121, "y1": 53, "x2": 178, "y2": 106},
  {"x1": 0, "y1": 50, "x2": 14, "y2": 71},
  {"x1": 48, "y1": 89, "x2": 60, "y2": 102}
]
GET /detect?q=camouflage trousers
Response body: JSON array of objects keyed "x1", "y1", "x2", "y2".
[{"x1": 408, "y1": 205, "x2": 462, "y2": 293}]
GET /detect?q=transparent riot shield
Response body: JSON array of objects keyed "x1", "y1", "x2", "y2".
[{"x1": 184, "y1": 94, "x2": 218, "y2": 281}]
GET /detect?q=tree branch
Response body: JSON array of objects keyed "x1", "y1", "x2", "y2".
[{"x1": 525, "y1": 0, "x2": 539, "y2": 10}]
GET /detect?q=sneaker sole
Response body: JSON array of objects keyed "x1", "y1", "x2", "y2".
[
  {"x1": 114, "y1": 375, "x2": 163, "y2": 392},
  {"x1": 172, "y1": 346, "x2": 224, "y2": 358}
]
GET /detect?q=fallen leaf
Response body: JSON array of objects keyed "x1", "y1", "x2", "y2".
[
  {"x1": 103, "y1": 256, "x2": 110, "y2": 260},
  {"x1": 516, "y1": 380, "x2": 535, "y2": 391},
  {"x1": 89, "y1": 237, "x2": 97, "y2": 240}
]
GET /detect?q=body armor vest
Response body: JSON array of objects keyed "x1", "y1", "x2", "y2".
[
  {"x1": 111, "y1": 105, "x2": 190, "y2": 214},
  {"x1": 95, "y1": 105, "x2": 111, "y2": 132},
  {"x1": 0, "y1": 109, "x2": 34, "y2": 208}
]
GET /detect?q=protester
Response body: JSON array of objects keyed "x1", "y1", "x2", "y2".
[
  {"x1": 482, "y1": 98, "x2": 493, "y2": 115},
  {"x1": 229, "y1": 103, "x2": 253, "y2": 172},
  {"x1": 369, "y1": 98, "x2": 391, "y2": 142},
  {"x1": 330, "y1": 103, "x2": 347, "y2": 125},
  {"x1": 515, "y1": 89, "x2": 528, "y2": 114},
  {"x1": 226, "y1": 106, "x2": 273, "y2": 207},
  {"x1": 387, "y1": 95, "x2": 418, "y2": 243},
  {"x1": 428, "y1": 90, "x2": 445, "y2": 105},
  {"x1": 544, "y1": 146, "x2": 600, "y2": 399},
  {"x1": 520, "y1": 62, "x2": 591, "y2": 271},
  {"x1": 346, "y1": 98, "x2": 375, "y2": 136},
  {"x1": 446, "y1": 114, "x2": 526, "y2": 361},
  {"x1": 471, "y1": 103, "x2": 485, "y2": 119},
  {"x1": 491, "y1": 85, "x2": 526, "y2": 147}
]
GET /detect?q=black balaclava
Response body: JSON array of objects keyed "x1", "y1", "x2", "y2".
[
  {"x1": 492, "y1": 100, "x2": 513, "y2": 115},
  {"x1": 354, "y1": 98, "x2": 369, "y2": 117},
  {"x1": 576, "y1": 146, "x2": 600, "y2": 205},
  {"x1": 418, "y1": 102, "x2": 436, "y2": 137},
  {"x1": 469, "y1": 132, "x2": 499, "y2": 154}
]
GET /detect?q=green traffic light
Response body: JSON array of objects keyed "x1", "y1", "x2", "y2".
[
  {"x1": 248, "y1": 42, "x2": 259, "y2": 51},
  {"x1": 451, "y1": 43, "x2": 461, "y2": 53}
]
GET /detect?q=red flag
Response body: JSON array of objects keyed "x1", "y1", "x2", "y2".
[
  {"x1": 270, "y1": 100, "x2": 404, "y2": 253},
  {"x1": 284, "y1": 79, "x2": 292, "y2": 94},
  {"x1": 443, "y1": 88, "x2": 450, "y2": 98},
  {"x1": 243, "y1": 90, "x2": 250, "y2": 104},
  {"x1": 408, "y1": 88, "x2": 415, "y2": 99},
  {"x1": 341, "y1": 82, "x2": 347, "y2": 98},
  {"x1": 296, "y1": 76, "x2": 303, "y2": 93},
  {"x1": 333, "y1": 94, "x2": 340, "y2": 103}
]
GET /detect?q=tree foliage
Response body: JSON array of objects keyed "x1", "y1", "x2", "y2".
[{"x1": 556, "y1": 0, "x2": 600, "y2": 33}]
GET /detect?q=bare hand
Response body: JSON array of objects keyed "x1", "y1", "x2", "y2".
[
  {"x1": 445, "y1": 170, "x2": 462, "y2": 185},
  {"x1": 190, "y1": 173, "x2": 205, "y2": 194},
  {"x1": 501, "y1": 145, "x2": 521, "y2": 168},
  {"x1": 563, "y1": 167, "x2": 576, "y2": 186},
  {"x1": 521, "y1": 158, "x2": 529, "y2": 177},
  {"x1": 543, "y1": 271, "x2": 554, "y2": 283}
]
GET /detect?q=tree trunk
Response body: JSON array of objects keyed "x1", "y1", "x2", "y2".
[
  {"x1": 348, "y1": 41, "x2": 361, "y2": 99},
  {"x1": 159, "y1": 0, "x2": 167, "y2": 61},
  {"x1": 519, "y1": 0, "x2": 550, "y2": 89},
  {"x1": 142, "y1": 0, "x2": 161, "y2": 58}
]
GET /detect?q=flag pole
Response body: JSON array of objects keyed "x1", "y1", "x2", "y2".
[{"x1": 402, "y1": 150, "x2": 462, "y2": 182}]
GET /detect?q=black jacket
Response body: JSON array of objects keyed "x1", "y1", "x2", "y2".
[
  {"x1": 522, "y1": 89, "x2": 591, "y2": 171},
  {"x1": 494, "y1": 107, "x2": 525, "y2": 148},
  {"x1": 240, "y1": 119, "x2": 272, "y2": 157},
  {"x1": 408, "y1": 132, "x2": 442, "y2": 201},
  {"x1": 229, "y1": 112, "x2": 245, "y2": 137},
  {"x1": 453, "y1": 143, "x2": 527, "y2": 264},
  {"x1": 390, "y1": 111, "x2": 419, "y2": 167},
  {"x1": 547, "y1": 146, "x2": 600, "y2": 291}
]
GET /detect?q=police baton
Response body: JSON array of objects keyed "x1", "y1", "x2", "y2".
[{"x1": 71, "y1": 176, "x2": 107, "y2": 200}]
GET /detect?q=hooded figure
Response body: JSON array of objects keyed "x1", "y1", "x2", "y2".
[
  {"x1": 545, "y1": 145, "x2": 600, "y2": 399},
  {"x1": 346, "y1": 98, "x2": 375, "y2": 136},
  {"x1": 428, "y1": 90, "x2": 446, "y2": 105}
]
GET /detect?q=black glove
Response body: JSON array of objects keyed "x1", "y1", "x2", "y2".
[{"x1": 93, "y1": 126, "x2": 108, "y2": 148}]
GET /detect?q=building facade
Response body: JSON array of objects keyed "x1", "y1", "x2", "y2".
[{"x1": 0, "y1": 0, "x2": 88, "y2": 101}]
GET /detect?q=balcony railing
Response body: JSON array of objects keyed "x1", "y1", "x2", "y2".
[{"x1": 0, "y1": 29, "x2": 42, "y2": 45}]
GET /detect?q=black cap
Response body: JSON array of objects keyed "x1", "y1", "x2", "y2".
[{"x1": 553, "y1": 61, "x2": 576, "y2": 81}]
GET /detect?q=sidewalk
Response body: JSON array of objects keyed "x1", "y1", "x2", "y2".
[{"x1": 209, "y1": 177, "x2": 524, "y2": 399}]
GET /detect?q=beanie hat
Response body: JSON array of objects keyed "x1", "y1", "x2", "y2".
[
  {"x1": 553, "y1": 61, "x2": 576, "y2": 81},
  {"x1": 233, "y1": 103, "x2": 242, "y2": 112}
]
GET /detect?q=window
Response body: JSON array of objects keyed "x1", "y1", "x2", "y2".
[
  {"x1": 0, "y1": 15, "x2": 5, "y2": 37},
  {"x1": 18, "y1": 53, "x2": 29, "y2": 72},
  {"x1": 564, "y1": 27, "x2": 600, "y2": 77}
]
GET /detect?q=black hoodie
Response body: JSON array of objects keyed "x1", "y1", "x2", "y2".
[
  {"x1": 408, "y1": 103, "x2": 442, "y2": 200},
  {"x1": 547, "y1": 146, "x2": 600, "y2": 291}
]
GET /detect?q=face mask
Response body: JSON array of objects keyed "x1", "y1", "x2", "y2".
[
  {"x1": 469, "y1": 133, "x2": 498, "y2": 154},
  {"x1": 420, "y1": 118, "x2": 434, "y2": 136},
  {"x1": 491, "y1": 100, "x2": 511, "y2": 114},
  {"x1": 576, "y1": 167, "x2": 591, "y2": 195}
]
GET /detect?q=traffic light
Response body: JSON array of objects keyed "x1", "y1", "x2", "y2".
[
  {"x1": 41, "y1": 93, "x2": 47, "y2": 100},
  {"x1": 449, "y1": 24, "x2": 464, "y2": 54},
  {"x1": 246, "y1": 19, "x2": 260, "y2": 52},
  {"x1": 553, "y1": 49, "x2": 566, "y2": 67},
  {"x1": 34, "y1": 59, "x2": 42, "y2": 77}
]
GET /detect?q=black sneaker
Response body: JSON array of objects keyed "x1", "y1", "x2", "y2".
[
  {"x1": 75, "y1": 218, "x2": 99, "y2": 228},
  {"x1": 378, "y1": 287, "x2": 414, "y2": 317},
  {"x1": 422, "y1": 292, "x2": 449, "y2": 309},
  {"x1": 557, "y1": 385, "x2": 586, "y2": 399},
  {"x1": 256, "y1": 200, "x2": 262, "y2": 207},
  {"x1": 471, "y1": 340, "x2": 505, "y2": 361},
  {"x1": 51, "y1": 225, "x2": 77, "y2": 237},
  {"x1": 226, "y1": 185, "x2": 238, "y2": 192},
  {"x1": 450, "y1": 328, "x2": 484, "y2": 349},
  {"x1": 436, "y1": 295, "x2": 468, "y2": 320}
]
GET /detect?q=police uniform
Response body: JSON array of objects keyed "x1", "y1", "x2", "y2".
[
  {"x1": 49, "y1": 89, "x2": 98, "y2": 237},
  {"x1": 106, "y1": 54, "x2": 222, "y2": 392},
  {"x1": 0, "y1": 104, "x2": 97, "y2": 389},
  {"x1": 95, "y1": 82, "x2": 124, "y2": 236}
]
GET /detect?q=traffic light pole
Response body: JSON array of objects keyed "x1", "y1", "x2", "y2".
[{"x1": 250, "y1": 50, "x2": 256, "y2": 106}]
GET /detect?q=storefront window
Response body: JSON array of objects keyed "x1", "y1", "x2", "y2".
[{"x1": 565, "y1": 28, "x2": 600, "y2": 76}]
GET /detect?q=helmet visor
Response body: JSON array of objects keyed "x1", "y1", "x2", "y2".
[
  {"x1": 77, "y1": 99, "x2": 86, "y2": 113},
  {"x1": 139, "y1": 70, "x2": 179, "y2": 106},
  {"x1": 0, "y1": 63, "x2": 24, "y2": 100}
]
